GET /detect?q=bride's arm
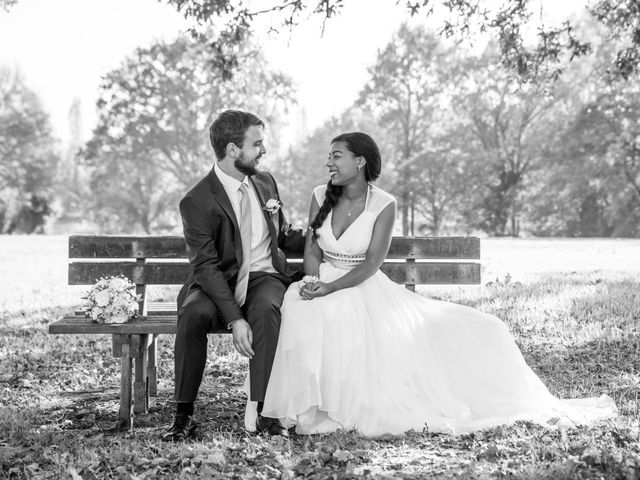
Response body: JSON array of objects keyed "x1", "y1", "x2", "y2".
[
  {"x1": 302, "y1": 192, "x2": 323, "y2": 276},
  {"x1": 304, "y1": 200, "x2": 396, "y2": 298}
]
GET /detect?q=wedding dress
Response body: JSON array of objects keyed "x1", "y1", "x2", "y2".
[{"x1": 260, "y1": 184, "x2": 616, "y2": 436}]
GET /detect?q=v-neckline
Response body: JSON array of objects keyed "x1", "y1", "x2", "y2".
[{"x1": 329, "y1": 186, "x2": 371, "y2": 242}]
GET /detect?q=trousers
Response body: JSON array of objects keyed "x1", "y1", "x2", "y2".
[{"x1": 174, "y1": 271, "x2": 288, "y2": 404}]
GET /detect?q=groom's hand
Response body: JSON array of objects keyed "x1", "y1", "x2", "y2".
[{"x1": 231, "y1": 319, "x2": 254, "y2": 359}]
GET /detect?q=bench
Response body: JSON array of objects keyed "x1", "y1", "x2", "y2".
[{"x1": 49, "y1": 235, "x2": 481, "y2": 428}]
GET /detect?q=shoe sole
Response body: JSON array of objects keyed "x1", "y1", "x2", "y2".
[{"x1": 161, "y1": 425, "x2": 198, "y2": 442}]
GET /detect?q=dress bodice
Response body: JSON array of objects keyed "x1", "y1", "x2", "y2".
[{"x1": 312, "y1": 184, "x2": 395, "y2": 263}]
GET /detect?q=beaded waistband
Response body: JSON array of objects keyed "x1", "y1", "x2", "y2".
[{"x1": 323, "y1": 250, "x2": 366, "y2": 268}]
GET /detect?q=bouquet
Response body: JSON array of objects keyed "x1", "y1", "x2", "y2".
[{"x1": 84, "y1": 275, "x2": 141, "y2": 324}]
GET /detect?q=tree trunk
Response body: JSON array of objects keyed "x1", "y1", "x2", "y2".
[
  {"x1": 401, "y1": 191, "x2": 409, "y2": 236},
  {"x1": 410, "y1": 193, "x2": 415, "y2": 236}
]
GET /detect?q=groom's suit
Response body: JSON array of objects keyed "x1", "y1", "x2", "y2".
[{"x1": 175, "y1": 166, "x2": 305, "y2": 404}]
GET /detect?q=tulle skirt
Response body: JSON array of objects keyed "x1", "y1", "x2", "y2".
[{"x1": 261, "y1": 262, "x2": 616, "y2": 436}]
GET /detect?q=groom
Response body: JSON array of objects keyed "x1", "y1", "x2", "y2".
[{"x1": 162, "y1": 110, "x2": 305, "y2": 441}]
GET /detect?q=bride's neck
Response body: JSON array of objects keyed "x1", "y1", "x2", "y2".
[{"x1": 341, "y1": 180, "x2": 368, "y2": 201}]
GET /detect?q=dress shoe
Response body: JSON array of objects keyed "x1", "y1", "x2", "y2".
[
  {"x1": 255, "y1": 414, "x2": 289, "y2": 437},
  {"x1": 161, "y1": 413, "x2": 198, "y2": 442}
]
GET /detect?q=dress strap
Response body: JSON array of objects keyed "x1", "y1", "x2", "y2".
[
  {"x1": 313, "y1": 184, "x2": 327, "y2": 207},
  {"x1": 366, "y1": 185, "x2": 396, "y2": 217}
]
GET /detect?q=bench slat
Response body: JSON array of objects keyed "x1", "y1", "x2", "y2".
[
  {"x1": 69, "y1": 261, "x2": 480, "y2": 285},
  {"x1": 70, "y1": 236, "x2": 186, "y2": 259},
  {"x1": 50, "y1": 316, "x2": 206, "y2": 335},
  {"x1": 384, "y1": 262, "x2": 481, "y2": 285},
  {"x1": 68, "y1": 235, "x2": 480, "y2": 260}
]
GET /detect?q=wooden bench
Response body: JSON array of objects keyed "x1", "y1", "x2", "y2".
[{"x1": 49, "y1": 235, "x2": 481, "y2": 428}]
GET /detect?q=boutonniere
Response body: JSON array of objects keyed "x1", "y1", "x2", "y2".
[{"x1": 263, "y1": 199, "x2": 282, "y2": 214}]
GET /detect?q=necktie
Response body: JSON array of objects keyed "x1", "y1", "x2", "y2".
[{"x1": 234, "y1": 183, "x2": 251, "y2": 306}]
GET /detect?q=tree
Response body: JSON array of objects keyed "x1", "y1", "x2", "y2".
[
  {"x1": 452, "y1": 47, "x2": 567, "y2": 236},
  {"x1": 2, "y1": 0, "x2": 638, "y2": 80},
  {"x1": 565, "y1": 84, "x2": 640, "y2": 236},
  {"x1": 412, "y1": 121, "x2": 484, "y2": 235},
  {"x1": 358, "y1": 25, "x2": 461, "y2": 235},
  {"x1": 82, "y1": 33, "x2": 295, "y2": 233},
  {"x1": 0, "y1": 67, "x2": 58, "y2": 233},
  {"x1": 523, "y1": 19, "x2": 640, "y2": 238},
  {"x1": 0, "y1": 0, "x2": 17, "y2": 12},
  {"x1": 161, "y1": 0, "x2": 640, "y2": 82}
]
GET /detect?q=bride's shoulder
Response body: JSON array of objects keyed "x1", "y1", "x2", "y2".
[{"x1": 370, "y1": 184, "x2": 397, "y2": 207}]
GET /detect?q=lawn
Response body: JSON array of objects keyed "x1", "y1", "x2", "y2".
[{"x1": 1, "y1": 235, "x2": 639, "y2": 479}]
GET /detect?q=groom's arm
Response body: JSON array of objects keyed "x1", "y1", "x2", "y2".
[
  {"x1": 180, "y1": 196, "x2": 244, "y2": 327},
  {"x1": 277, "y1": 213, "x2": 306, "y2": 256},
  {"x1": 265, "y1": 172, "x2": 306, "y2": 255}
]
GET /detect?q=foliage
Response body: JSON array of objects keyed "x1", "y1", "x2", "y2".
[
  {"x1": 0, "y1": 67, "x2": 58, "y2": 234},
  {"x1": 276, "y1": 17, "x2": 640, "y2": 238},
  {"x1": 411, "y1": 122, "x2": 483, "y2": 236},
  {"x1": 82, "y1": 33, "x2": 295, "y2": 234},
  {"x1": 564, "y1": 83, "x2": 640, "y2": 237},
  {"x1": 358, "y1": 25, "x2": 475, "y2": 236},
  {"x1": 278, "y1": 19, "x2": 640, "y2": 238},
  {"x1": 452, "y1": 47, "x2": 569, "y2": 236},
  {"x1": 522, "y1": 25, "x2": 640, "y2": 238},
  {"x1": 2, "y1": 235, "x2": 640, "y2": 479},
  {"x1": 160, "y1": 0, "x2": 640, "y2": 83},
  {"x1": 0, "y1": 0, "x2": 16, "y2": 12}
]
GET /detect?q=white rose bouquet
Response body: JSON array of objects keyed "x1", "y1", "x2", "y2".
[{"x1": 84, "y1": 275, "x2": 142, "y2": 324}]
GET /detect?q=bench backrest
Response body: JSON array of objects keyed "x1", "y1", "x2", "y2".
[{"x1": 68, "y1": 235, "x2": 480, "y2": 314}]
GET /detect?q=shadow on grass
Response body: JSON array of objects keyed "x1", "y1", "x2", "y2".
[{"x1": 2, "y1": 274, "x2": 639, "y2": 479}]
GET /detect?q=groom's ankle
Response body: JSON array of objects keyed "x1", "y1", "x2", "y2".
[{"x1": 176, "y1": 401, "x2": 194, "y2": 416}]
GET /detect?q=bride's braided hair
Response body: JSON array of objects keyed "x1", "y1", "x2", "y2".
[{"x1": 310, "y1": 132, "x2": 382, "y2": 240}]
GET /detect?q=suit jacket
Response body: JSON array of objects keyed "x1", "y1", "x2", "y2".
[{"x1": 177, "y1": 168, "x2": 306, "y2": 326}]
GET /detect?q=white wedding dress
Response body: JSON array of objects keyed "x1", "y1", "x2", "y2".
[{"x1": 260, "y1": 184, "x2": 616, "y2": 436}]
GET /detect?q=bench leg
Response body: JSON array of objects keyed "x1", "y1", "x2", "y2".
[
  {"x1": 147, "y1": 335, "x2": 158, "y2": 397},
  {"x1": 133, "y1": 334, "x2": 150, "y2": 414},
  {"x1": 118, "y1": 342, "x2": 133, "y2": 429}
]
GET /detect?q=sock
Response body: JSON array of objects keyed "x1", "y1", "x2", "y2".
[
  {"x1": 176, "y1": 402, "x2": 194, "y2": 417},
  {"x1": 257, "y1": 402, "x2": 264, "y2": 414}
]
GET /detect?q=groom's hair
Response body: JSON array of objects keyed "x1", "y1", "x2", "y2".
[{"x1": 209, "y1": 110, "x2": 265, "y2": 160}]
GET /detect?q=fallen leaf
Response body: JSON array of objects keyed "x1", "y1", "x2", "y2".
[
  {"x1": 68, "y1": 468, "x2": 83, "y2": 480},
  {"x1": 201, "y1": 451, "x2": 226, "y2": 466},
  {"x1": 333, "y1": 449, "x2": 354, "y2": 463}
]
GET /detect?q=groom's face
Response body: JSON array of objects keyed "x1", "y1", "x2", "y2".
[{"x1": 234, "y1": 125, "x2": 266, "y2": 176}]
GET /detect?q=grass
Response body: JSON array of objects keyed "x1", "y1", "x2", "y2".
[{"x1": 1, "y1": 235, "x2": 639, "y2": 479}]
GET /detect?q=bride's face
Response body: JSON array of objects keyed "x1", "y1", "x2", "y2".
[{"x1": 327, "y1": 141, "x2": 363, "y2": 186}]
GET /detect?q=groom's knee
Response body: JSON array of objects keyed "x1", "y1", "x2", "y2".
[
  {"x1": 246, "y1": 296, "x2": 281, "y2": 330},
  {"x1": 178, "y1": 291, "x2": 219, "y2": 335}
]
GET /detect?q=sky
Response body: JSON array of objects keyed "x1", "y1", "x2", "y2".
[{"x1": 0, "y1": 0, "x2": 585, "y2": 147}]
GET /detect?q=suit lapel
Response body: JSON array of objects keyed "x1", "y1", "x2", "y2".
[
  {"x1": 208, "y1": 169, "x2": 243, "y2": 264},
  {"x1": 250, "y1": 176, "x2": 278, "y2": 249}
]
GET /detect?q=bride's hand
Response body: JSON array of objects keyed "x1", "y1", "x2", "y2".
[{"x1": 299, "y1": 281, "x2": 333, "y2": 300}]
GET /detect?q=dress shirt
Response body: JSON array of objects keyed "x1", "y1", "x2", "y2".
[{"x1": 214, "y1": 163, "x2": 276, "y2": 274}]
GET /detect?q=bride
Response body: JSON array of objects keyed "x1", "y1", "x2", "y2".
[{"x1": 261, "y1": 132, "x2": 616, "y2": 436}]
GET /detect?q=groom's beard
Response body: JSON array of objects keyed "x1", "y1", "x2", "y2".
[{"x1": 234, "y1": 151, "x2": 261, "y2": 177}]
